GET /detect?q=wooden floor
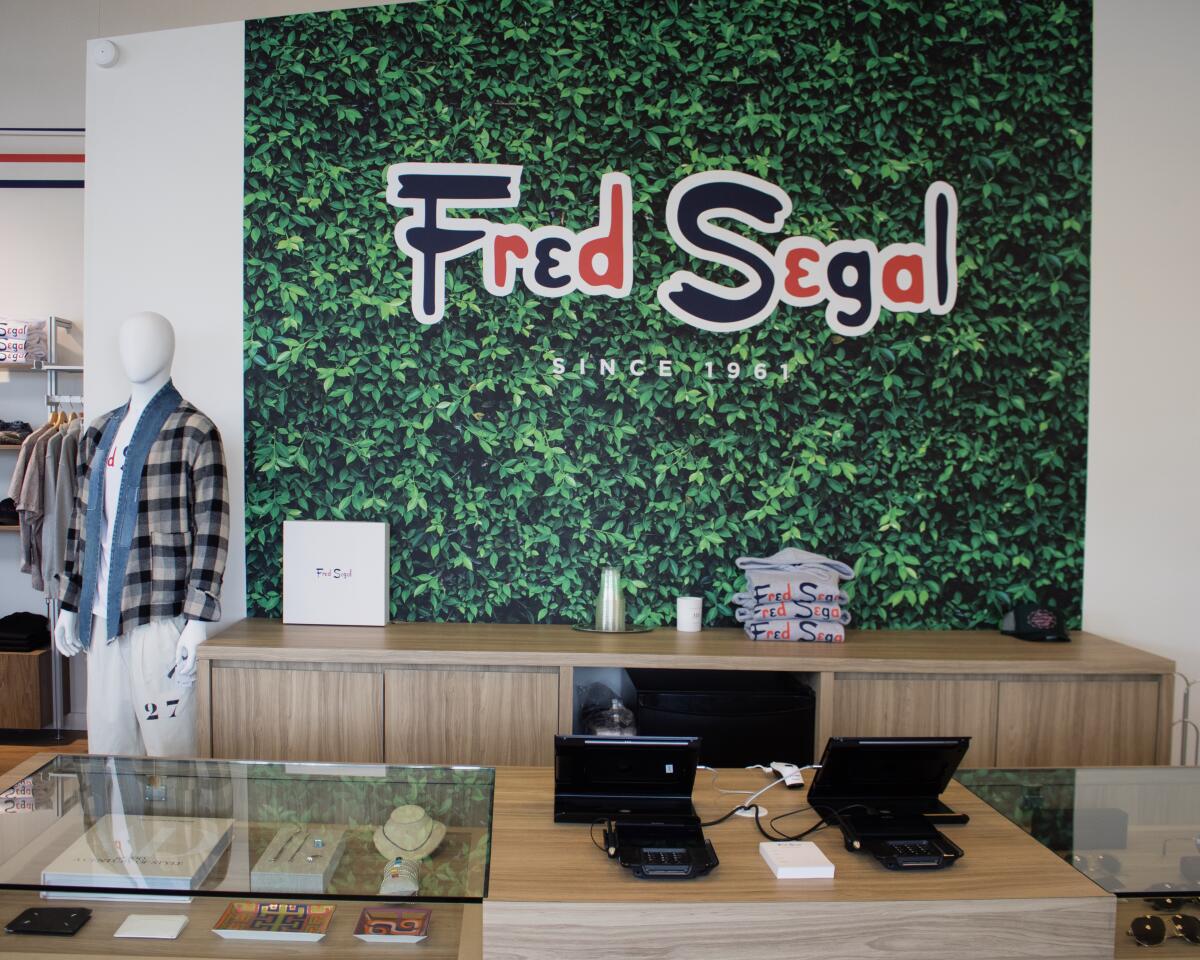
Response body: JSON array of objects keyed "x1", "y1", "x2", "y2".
[{"x1": 0, "y1": 731, "x2": 87, "y2": 777}]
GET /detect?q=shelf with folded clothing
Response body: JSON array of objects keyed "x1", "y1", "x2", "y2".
[{"x1": 2, "y1": 316, "x2": 83, "y2": 735}]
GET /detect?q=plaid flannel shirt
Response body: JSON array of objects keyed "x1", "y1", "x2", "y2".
[{"x1": 60, "y1": 400, "x2": 229, "y2": 636}]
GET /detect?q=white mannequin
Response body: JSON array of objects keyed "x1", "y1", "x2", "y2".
[{"x1": 54, "y1": 312, "x2": 208, "y2": 678}]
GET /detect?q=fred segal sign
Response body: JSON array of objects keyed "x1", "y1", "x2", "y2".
[{"x1": 386, "y1": 163, "x2": 958, "y2": 336}]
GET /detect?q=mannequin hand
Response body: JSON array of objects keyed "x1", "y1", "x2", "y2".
[
  {"x1": 173, "y1": 620, "x2": 208, "y2": 685},
  {"x1": 54, "y1": 610, "x2": 83, "y2": 657}
]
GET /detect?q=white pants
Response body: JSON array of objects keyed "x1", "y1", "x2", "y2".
[{"x1": 86, "y1": 615, "x2": 197, "y2": 758}]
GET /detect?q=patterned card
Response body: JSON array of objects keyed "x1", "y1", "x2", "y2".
[
  {"x1": 354, "y1": 905, "x2": 431, "y2": 943},
  {"x1": 213, "y1": 902, "x2": 334, "y2": 941}
]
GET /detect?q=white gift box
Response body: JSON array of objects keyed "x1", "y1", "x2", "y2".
[{"x1": 282, "y1": 520, "x2": 390, "y2": 626}]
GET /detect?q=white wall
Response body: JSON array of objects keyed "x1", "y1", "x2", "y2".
[
  {"x1": 0, "y1": 1, "x2": 96, "y2": 125},
  {"x1": 1085, "y1": 0, "x2": 1200, "y2": 762},
  {"x1": 84, "y1": 22, "x2": 248, "y2": 629}
]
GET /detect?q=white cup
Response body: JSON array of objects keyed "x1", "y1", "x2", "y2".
[{"x1": 676, "y1": 596, "x2": 703, "y2": 632}]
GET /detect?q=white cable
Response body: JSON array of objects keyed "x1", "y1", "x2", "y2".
[
  {"x1": 700, "y1": 763, "x2": 763, "y2": 796},
  {"x1": 743, "y1": 776, "x2": 786, "y2": 808},
  {"x1": 740, "y1": 763, "x2": 822, "y2": 818},
  {"x1": 699, "y1": 763, "x2": 821, "y2": 801}
]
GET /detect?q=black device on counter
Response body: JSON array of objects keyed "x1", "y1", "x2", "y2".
[
  {"x1": 807, "y1": 736, "x2": 971, "y2": 870},
  {"x1": 605, "y1": 818, "x2": 719, "y2": 879},
  {"x1": 5, "y1": 907, "x2": 91, "y2": 936},
  {"x1": 838, "y1": 811, "x2": 965, "y2": 870},
  {"x1": 554, "y1": 734, "x2": 701, "y2": 822},
  {"x1": 555, "y1": 735, "x2": 718, "y2": 879}
]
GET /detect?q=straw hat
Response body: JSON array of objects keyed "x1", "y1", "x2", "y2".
[{"x1": 372, "y1": 805, "x2": 446, "y2": 861}]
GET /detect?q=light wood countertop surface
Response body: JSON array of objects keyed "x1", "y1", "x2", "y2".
[
  {"x1": 200, "y1": 619, "x2": 1173, "y2": 676},
  {"x1": 485, "y1": 766, "x2": 1110, "y2": 905}
]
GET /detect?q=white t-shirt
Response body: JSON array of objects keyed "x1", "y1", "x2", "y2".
[{"x1": 94, "y1": 410, "x2": 137, "y2": 613}]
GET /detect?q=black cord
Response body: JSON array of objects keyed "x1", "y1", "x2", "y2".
[
  {"x1": 590, "y1": 818, "x2": 611, "y2": 855},
  {"x1": 702, "y1": 803, "x2": 810, "y2": 843},
  {"x1": 768, "y1": 804, "x2": 813, "y2": 835},
  {"x1": 701, "y1": 805, "x2": 755, "y2": 829},
  {"x1": 694, "y1": 797, "x2": 876, "y2": 848},
  {"x1": 758, "y1": 803, "x2": 873, "y2": 843},
  {"x1": 751, "y1": 804, "x2": 793, "y2": 842}
]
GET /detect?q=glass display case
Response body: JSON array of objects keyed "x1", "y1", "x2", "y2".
[
  {"x1": 959, "y1": 766, "x2": 1200, "y2": 898},
  {"x1": 0, "y1": 755, "x2": 493, "y2": 902}
]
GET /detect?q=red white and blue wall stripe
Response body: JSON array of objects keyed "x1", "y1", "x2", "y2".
[{"x1": 0, "y1": 128, "x2": 84, "y2": 189}]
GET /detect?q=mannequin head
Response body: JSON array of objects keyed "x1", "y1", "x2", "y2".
[{"x1": 118, "y1": 311, "x2": 175, "y2": 385}]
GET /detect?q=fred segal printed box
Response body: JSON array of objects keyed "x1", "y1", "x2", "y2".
[{"x1": 282, "y1": 521, "x2": 389, "y2": 626}]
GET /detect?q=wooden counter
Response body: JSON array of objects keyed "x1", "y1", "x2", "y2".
[
  {"x1": 196, "y1": 620, "x2": 1176, "y2": 769},
  {"x1": 0, "y1": 756, "x2": 1117, "y2": 960},
  {"x1": 484, "y1": 766, "x2": 1114, "y2": 960},
  {"x1": 200, "y1": 620, "x2": 1171, "y2": 674}
]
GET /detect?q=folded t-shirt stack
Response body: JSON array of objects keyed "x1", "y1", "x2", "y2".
[
  {"x1": 0, "y1": 319, "x2": 48, "y2": 364},
  {"x1": 733, "y1": 548, "x2": 854, "y2": 643}
]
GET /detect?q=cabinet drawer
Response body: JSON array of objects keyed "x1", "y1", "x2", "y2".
[
  {"x1": 830, "y1": 674, "x2": 998, "y2": 767},
  {"x1": 995, "y1": 678, "x2": 1160, "y2": 766},
  {"x1": 384, "y1": 667, "x2": 558, "y2": 766},
  {"x1": 211, "y1": 664, "x2": 383, "y2": 763}
]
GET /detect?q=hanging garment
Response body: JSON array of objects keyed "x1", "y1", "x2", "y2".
[
  {"x1": 7, "y1": 422, "x2": 53, "y2": 500},
  {"x1": 60, "y1": 382, "x2": 229, "y2": 644},
  {"x1": 49, "y1": 418, "x2": 81, "y2": 594},
  {"x1": 39, "y1": 425, "x2": 65, "y2": 595},
  {"x1": 16, "y1": 425, "x2": 56, "y2": 589}
]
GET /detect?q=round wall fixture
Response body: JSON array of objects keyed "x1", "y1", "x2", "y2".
[{"x1": 93, "y1": 39, "x2": 120, "y2": 68}]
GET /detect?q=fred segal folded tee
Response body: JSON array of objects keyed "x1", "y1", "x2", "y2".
[
  {"x1": 736, "y1": 568, "x2": 849, "y2": 606},
  {"x1": 744, "y1": 619, "x2": 845, "y2": 643},
  {"x1": 735, "y1": 548, "x2": 855, "y2": 580},
  {"x1": 734, "y1": 600, "x2": 851, "y2": 625}
]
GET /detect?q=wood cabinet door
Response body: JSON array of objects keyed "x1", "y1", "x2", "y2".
[
  {"x1": 384, "y1": 667, "x2": 559, "y2": 766},
  {"x1": 830, "y1": 674, "x2": 998, "y2": 767},
  {"x1": 995, "y1": 678, "x2": 1161, "y2": 766},
  {"x1": 211, "y1": 665, "x2": 383, "y2": 763},
  {"x1": 0, "y1": 649, "x2": 50, "y2": 729}
]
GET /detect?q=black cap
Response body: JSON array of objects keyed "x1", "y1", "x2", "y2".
[{"x1": 1001, "y1": 603, "x2": 1069, "y2": 642}]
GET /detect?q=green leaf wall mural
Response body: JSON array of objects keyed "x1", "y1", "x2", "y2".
[{"x1": 243, "y1": 0, "x2": 1091, "y2": 627}]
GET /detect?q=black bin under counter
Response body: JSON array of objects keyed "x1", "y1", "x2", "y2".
[{"x1": 626, "y1": 668, "x2": 816, "y2": 768}]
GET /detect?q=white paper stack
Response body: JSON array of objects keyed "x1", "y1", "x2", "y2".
[{"x1": 759, "y1": 841, "x2": 835, "y2": 879}]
